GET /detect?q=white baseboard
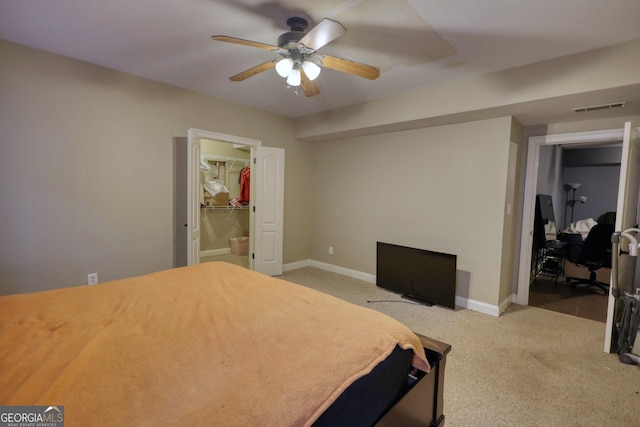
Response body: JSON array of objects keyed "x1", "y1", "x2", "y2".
[
  {"x1": 284, "y1": 259, "x2": 502, "y2": 317},
  {"x1": 283, "y1": 259, "x2": 311, "y2": 271},
  {"x1": 456, "y1": 296, "x2": 501, "y2": 317},
  {"x1": 283, "y1": 259, "x2": 375, "y2": 282},
  {"x1": 201, "y1": 248, "x2": 231, "y2": 258},
  {"x1": 309, "y1": 260, "x2": 377, "y2": 284}
]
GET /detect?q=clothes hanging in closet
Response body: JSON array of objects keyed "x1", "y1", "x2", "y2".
[{"x1": 239, "y1": 166, "x2": 250, "y2": 203}]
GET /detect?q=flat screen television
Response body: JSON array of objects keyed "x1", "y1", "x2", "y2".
[{"x1": 376, "y1": 242, "x2": 457, "y2": 309}]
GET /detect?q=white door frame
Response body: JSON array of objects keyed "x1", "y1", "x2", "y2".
[
  {"x1": 187, "y1": 128, "x2": 261, "y2": 268},
  {"x1": 516, "y1": 127, "x2": 625, "y2": 307}
]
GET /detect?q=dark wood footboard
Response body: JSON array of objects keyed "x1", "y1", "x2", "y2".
[{"x1": 376, "y1": 334, "x2": 451, "y2": 427}]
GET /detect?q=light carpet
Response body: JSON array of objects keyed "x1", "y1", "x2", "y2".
[
  {"x1": 281, "y1": 266, "x2": 640, "y2": 427},
  {"x1": 201, "y1": 253, "x2": 249, "y2": 268}
]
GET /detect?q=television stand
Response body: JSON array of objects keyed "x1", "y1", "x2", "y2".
[{"x1": 402, "y1": 295, "x2": 435, "y2": 306}]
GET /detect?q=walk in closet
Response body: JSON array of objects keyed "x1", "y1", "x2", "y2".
[{"x1": 199, "y1": 139, "x2": 250, "y2": 267}]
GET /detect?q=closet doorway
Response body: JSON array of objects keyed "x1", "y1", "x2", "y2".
[
  {"x1": 199, "y1": 138, "x2": 252, "y2": 269},
  {"x1": 178, "y1": 128, "x2": 285, "y2": 276}
]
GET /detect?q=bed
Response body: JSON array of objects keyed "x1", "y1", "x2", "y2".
[{"x1": 0, "y1": 262, "x2": 450, "y2": 426}]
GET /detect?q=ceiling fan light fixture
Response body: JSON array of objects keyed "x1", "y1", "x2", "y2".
[
  {"x1": 301, "y1": 60, "x2": 321, "y2": 81},
  {"x1": 275, "y1": 58, "x2": 294, "y2": 78},
  {"x1": 286, "y1": 68, "x2": 301, "y2": 86},
  {"x1": 213, "y1": 17, "x2": 380, "y2": 97}
]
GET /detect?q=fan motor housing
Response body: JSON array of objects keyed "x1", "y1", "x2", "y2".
[
  {"x1": 278, "y1": 31, "x2": 304, "y2": 49},
  {"x1": 278, "y1": 17, "x2": 308, "y2": 50}
]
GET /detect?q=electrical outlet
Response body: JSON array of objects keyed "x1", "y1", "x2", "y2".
[
  {"x1": 328, "y1": 246, "x2": 334, "y2": 255},
  {"x1": 87, "y1": 273, "x2": 98, "y2": 285}
]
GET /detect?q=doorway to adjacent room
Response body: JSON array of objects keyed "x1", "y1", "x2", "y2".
[
  {"x1": 517, "y1": 122, "x2": 639, "y2": 353},
  {"x1": 528, "y1": 143, "x2": 622, "y2": 323}
]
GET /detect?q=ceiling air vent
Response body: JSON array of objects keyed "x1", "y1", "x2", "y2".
[{"x1": 571, "y1": 101, "x2": 626, "y2": 113}]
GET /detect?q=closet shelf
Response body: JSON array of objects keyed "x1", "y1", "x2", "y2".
[{"x1": 202, "y1": 206, "x2": 249, "y2": 211}]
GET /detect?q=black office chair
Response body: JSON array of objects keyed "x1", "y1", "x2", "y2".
[{"x1": 565, "y1": 223, "x2": 614, "y2": 294}]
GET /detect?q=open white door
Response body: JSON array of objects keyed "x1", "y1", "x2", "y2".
[
  {"x1": 253, "y1": 146, "x2": 285, "y2": 276},
  {"x1": 605, "y1": 121, "x2": 640, "y2": 352},
  {"x1": 186, "y1": 129, "x2": 201, "y2": 265}
]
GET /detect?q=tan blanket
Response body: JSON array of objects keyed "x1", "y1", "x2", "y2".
[{"x1": 0, "y1": 262, "x2": 429, "y2": 426}]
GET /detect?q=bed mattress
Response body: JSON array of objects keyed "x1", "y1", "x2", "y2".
[{"x1": 0, "y1": 262, "x2": 429, "y2": 426}]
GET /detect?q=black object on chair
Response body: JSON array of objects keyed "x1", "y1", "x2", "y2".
[{"x1": 565, "y1": 223, "x2": 614, "y2": 294}]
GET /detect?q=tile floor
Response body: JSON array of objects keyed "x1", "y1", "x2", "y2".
[{"x1": 528, "y1": 274, "x2": 609, "y2": 323}]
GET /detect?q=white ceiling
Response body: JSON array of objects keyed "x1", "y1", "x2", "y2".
[{"x1": 2, "y1": 0, "x2": 640, "y2": 121}]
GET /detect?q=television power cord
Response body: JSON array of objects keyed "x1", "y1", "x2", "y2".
[{"x1": 366, "y1": 299, "x2": 421, "y2": 305}]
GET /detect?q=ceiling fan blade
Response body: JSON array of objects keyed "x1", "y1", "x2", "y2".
[
  {"x1": 319, "y1": 54, "x2": 380, "y2": 80},
  {"x1": 298, "y1": 18, "x2": 346, "y2": 51},
  {"x1": 300, "y1": 70, "x2": 320, "y2": 97},
  {"x1": 212, "y1": 35, "x2": 282, "y2": 52},
  {"x1": 229, "y1": 61, "x2": 277, "y2": 81}
]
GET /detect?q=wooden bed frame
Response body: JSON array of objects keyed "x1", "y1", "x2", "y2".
[{"x1": 376, "y1": 333, "x2": 451, "y2": 427}]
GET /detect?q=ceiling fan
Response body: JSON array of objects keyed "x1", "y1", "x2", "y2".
[{"x1": 212, "y1": 17, "x2": 380, "y2": 97}]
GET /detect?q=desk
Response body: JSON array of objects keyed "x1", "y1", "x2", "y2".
[{"x1": 535, "y1": 240, "x2": 566, "y2": 283}]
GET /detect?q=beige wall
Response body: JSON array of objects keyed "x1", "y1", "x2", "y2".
[
  {"x1": 201, "y1": 138, "x2": 251, "y2": 159},
  {"x1": 295, "y1": 39, "x2": 640, "y2": 142},
  {"x1": 2, "y1": 37, "x2": 637, "y2": 313},
  {"x1": 200, "y1": 209, "x2": 250, "y2": 251},
  {"x1": 544, "y1": 114, "x2": 640, "y2": 135},
  {"x1": 0, "y1": 40, "x2": 313, "y2": 294},
  {"x1": 310, "y1": 117, "x2": 515, "y2": 307}
]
